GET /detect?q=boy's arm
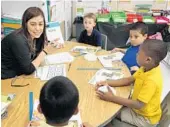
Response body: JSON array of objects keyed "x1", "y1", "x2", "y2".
[
  {"x1": 119, "y1": 48, "x2": 127, "y2": 53},
  {"x1": 109, "y1": 96, "x2": 144, "y2": 109},
  {"x1": 108, "y1": 76, "x2": 135, "y2": 87},
  {"x1": 112, "y1": 48, "x2": 127, "y2": 54},
  {"x1": 96, "y1": 76, "x2": 135, "y2": 89},
  {"x1": 97, "y1": 87, "x2": 144, "y2": 109}
]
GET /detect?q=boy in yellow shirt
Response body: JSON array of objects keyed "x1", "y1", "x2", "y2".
[{"x1": 96, "y1": 39, "x2": 168, "y2": 127}]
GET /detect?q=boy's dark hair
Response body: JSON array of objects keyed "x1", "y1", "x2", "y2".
[
  {"x1": 39, "y1": 76, "x2": 79, "y2": 125},
  {"x1": 130, "y1": 22, "x2": 148, "y2": 35},
  {"x1": 141, "y1": 39, "x2": 168, "y2": 65}
]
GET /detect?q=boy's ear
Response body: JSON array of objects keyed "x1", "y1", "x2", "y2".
[
  {"x1": 73, "y1": 107, "x2": 79, "y2": 115},
  {"x1": 146, "y1": 57, "x2": 152, "y2": 63},
  {"x1": 37, "y1": 104, "x2": 42, "y2": 114},
  {"x1": 94, "y1": 22, "x2": 96, "y2": 26},
  {"x1": 144, "y1": 34, "x2": 148, "y2": 39}
]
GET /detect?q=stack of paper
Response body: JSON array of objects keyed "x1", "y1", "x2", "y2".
[
  {"x1": 29, "y1": 100, "x2": 82, "y2": 127},
  {"x1": 89, "y1": 69, "x2": 124, "y2": 85},
  {"x1": 98, "y1": 52, "x2": 124, "y2": 68},
  {"x1": 1, "y1": 102, "x2": 10, "y2": 115},
  {"x1": 1, "y1": 95, "x2": 14, "y2": 118},
  {"x1": 44, "y1": 52, "x2": 74, "y2": 65}
]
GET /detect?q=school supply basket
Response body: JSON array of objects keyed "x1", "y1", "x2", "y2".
[
  {"x1": 111, "y1": 11, "x2": 126, "y2": 23},
  {"x1": 143, "y1": 16, "x2": 155, "y2": 23},
  {"x1": 97, "y1": 13, "x2": 111, "y2": 22}
]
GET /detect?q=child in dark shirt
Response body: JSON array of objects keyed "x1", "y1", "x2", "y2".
[{"x1": 78, "y1": 13, "x2": 102, "y2": 47}]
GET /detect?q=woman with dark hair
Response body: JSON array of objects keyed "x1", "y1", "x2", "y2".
[{"x1": 1, "y1": 7, "x2": 60, "y2": 79}]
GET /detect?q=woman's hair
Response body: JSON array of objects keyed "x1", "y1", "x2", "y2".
[{"x1": 21, "y1": 7, "x2": 47, "y2": 53}]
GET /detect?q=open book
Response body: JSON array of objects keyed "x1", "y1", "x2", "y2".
[
  {"x1": 89, "y1": 68, "x2": 124, "y2": 86},
  {"x1": 98, "y1": 52, "x2": 124, "y2": 68},
  {"x1": 71, "y1": 46, "x2": 100, "y2": 54},
  {"x1": 28, "y1": 100, "x2": 82, "y2": 127}
]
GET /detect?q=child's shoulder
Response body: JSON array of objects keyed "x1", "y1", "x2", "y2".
[
  {"x1": 93, "y1": 29, "x2": 101, "y2": 36},
  {"x1": 127, "y1": 45, "x2": 140, "y2": 51}
]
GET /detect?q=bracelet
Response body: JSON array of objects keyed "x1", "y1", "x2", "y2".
[{"x1": 43, "y1": 50, "x2": 48, "y2": 55}]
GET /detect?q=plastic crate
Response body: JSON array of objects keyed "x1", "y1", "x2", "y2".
[
  {"x1": 1, "y1": 18, "x2": 21, "y2": 24},
  {"x1": 135, "y1": 4, "x2": 152, "y2": 13},
  {"x1": 154, "y1": 16, "x2": 169, "y2": 24},
  {"x1": 143, "y1": 16, "x2": 155, "y2": 23},
  {"x1": 97, "y1": 13, "x2": 111, "y2": 22},
  {"x1": 4, "y1": 27, "x2": 17, "y2": 36},
  {"x1": 135, "y1": 4, "x2": 152, "y2": 16},
  {"x1": 127, "y1": 14, "x2": 143, "y2": 23},
  {"x1": 111, "y1": 11, "x2": 126, "y2": 23}
]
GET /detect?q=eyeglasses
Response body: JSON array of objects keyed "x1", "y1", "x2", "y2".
[{"x1": 11, "y1": 76, "x2": 30, "y2": 87}]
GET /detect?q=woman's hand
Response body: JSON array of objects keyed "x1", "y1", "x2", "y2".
[{"x1": 50, "y1": 38, "x2": 64, "y2": 49}]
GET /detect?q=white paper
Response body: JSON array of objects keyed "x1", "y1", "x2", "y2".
[
  {"x1": 71, "y1": 46, "x2": 98, "y2": 54},
  {"x1": 45, "y1": 52, "x2": 74, "y2": 65},
  {"x1": 1, "y1": 102, "x2": 11, "y2": 115},
  {"x1": 98, "y1": 52, "x2": 124, "y2": 68},
  {"x1": 36, "y1": 64, "x2": 66, "y2": 81},
  {"x1": 98, "y1": 86, "x2": 116, "y2": 95},
  {"x1": 89, "y1": 69, "x2": 124, "y2": 85}
]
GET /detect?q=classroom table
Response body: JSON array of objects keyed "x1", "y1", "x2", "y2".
[{"x1": 1, "y1": 41, "x2": 132, "y2": 127}]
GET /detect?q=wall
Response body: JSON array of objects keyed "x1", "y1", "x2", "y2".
[
  {"x1": 72, "y1": 0, "x2": 169, "y2": 37},
  {"x1": 1, "y1": 0, "x2": 70, "y2": 41}
]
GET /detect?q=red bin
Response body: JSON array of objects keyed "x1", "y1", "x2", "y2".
[{"x1": 127, "y1": 14, "x2": 143, "y2": 23}]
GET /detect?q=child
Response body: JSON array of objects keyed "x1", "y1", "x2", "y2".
[
  {"x1": 78, "y1": 13, "x2": 102, "y2": 47},
  {"x1": 96, "y1": 39, "x2": 168, "y2": 127},
  {"x1": 30, "y1": 76, "x2": 92, "y2": 127},
  {"x1": 112, "y1": 22, "x2": 148, "y2": 73}
]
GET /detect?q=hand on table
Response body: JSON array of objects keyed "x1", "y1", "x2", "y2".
[
  {"x1": 96, "y1": 86, "x2": 115, "y2": 102},
  {"x1": 95, "y1": 81, "x2": 108, "y2": 91}
]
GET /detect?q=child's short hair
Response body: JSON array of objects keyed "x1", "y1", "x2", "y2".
[
  {"x1": 39, "y1": 76, "x2": 79, "y2": 125},
  {"x1": 84, "y1": 13, "x2": 96, "y2": 23},
  {"x1": 131, "y1": 22, "x2": 148, "y2": 35},
  {"x1": 141, "y1": 39, "x2": 168, "y2": 65}
]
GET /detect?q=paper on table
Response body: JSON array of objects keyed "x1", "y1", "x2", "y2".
[
  {"x1": 35, "y1": 64, "x2": 66, "y2": 81},
  {"x1": 44, "y1": 52, "x2": 74, "y2": 65},
  {"x1": 98, "y1": 52, "x2": 124, "y2": 68},
  {"x1": 71, "y1": 46, "x2": 99, "y2": 54},
  {"x1": 1, "y1": 102, "x2": 11, "y2": 115},
  {"x1": 89, "y1": 69, "x2": 124, "y2": 85},
  {"x1": 98, "y1": 86, "x2": 116, "y2": 95}
]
